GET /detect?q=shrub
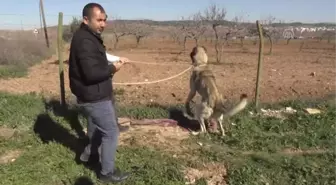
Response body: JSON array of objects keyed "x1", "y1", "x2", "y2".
[
  {"x1": 63, "y1": 17, "x2": 81, "y2": 42},
  {"x1": 0, "y1": 35, "x2": 52, "y2": 78}
]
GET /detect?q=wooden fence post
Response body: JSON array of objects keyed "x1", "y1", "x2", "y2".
[
  {"x1": 254, "y1": 20, "x2": 264, "y2": 110},
  {"x1": 58, "y1": 12, "x2": 66, "y2": 107},
  {"x1": 39, "y1": 0, "x2": 49, "y2": 48}
]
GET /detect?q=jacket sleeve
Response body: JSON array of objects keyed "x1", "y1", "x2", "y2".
[{"x1": 76, "y1": 38, "x2": 116, "y2": 85}]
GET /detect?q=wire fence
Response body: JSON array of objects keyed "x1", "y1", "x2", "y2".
[{"x1": 0, "y1": 13, "x2": 80, "y2": 31}]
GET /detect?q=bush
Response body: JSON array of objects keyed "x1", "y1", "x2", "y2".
[
  {"x1": 0, "y1": 36, "x2": 52, "y2": 78},
  {"x1": 63, "y1": 17, "x2": 81, "y2": 42}
]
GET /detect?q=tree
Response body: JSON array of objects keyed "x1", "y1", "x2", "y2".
[
  {"x1": 169, "y1": 26, "x2": 183, "y2": 44},
  {"x1": 106, "y1": 18, "x2": 130, "y2": 49},
  {"x1": 263, "y1": 16, "x2": 278, "y2": 54},
  {"x1": 186, "y1": 13, "x2": 207, "y2": 45},
  {"x1": 250, "y1": 15, "x2": 280, "y2": 55},
  {"x1": 200, "y1": 4, "x2": 227, "y2": 63},
  {"x1": 322, "y1": 30, "x2": 336, "y2": 43},
  {"x1": 179, "y1": 14, "x2": 207, "y2": 50},
  {"x1": 231, "y1": 15, "x2": 247, "y2": 47},
  {"x1": 128, "y1": 22, "x2": 153, "y2": 47},
  {"x1": 63, "y1": 17, "x2": 81, "y2": 42}
]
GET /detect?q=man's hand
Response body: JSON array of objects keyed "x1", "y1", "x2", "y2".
[
  {"x1": 119, "y1": 57, "x2": 130, "y2": 64},
  {"x1": 111, "y1": 57, "x2": 130, "y2": 73},
  {"x1": 112, "y1": 61, "x2": 124, "y2": 72}
]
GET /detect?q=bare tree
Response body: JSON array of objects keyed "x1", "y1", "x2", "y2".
[
  {"x1": 107, "y1": 18, "x2": 130, "y2": 49},
  {"x1": 63, "y1": 16, "x2": 81, "y2": 42},
  {"x1": 322, "y1": 30, "x2": 336, "y2": 43},
  {"x1": 251, "y1": 15, "x2": 280, "y2": 54},
  {"x1": 231, "y1": 15, "x2": 247, "y2": 47},
  {"x1": 179, "y1": 14, "x2": 207, "y2": 50},
  {"x1": 202, "y1": 29, "x2": 214, "y2": 43},
  {"x1": 200, "y1": 4, "x2": 227, "y2": 63},
  {"x1": 249, "y1": 25, "x2": 276, "y2": 54},
  {"x1": 187, "y1": 13, "x2": 207, "y2": 45},
  {"x1": 169, "y1": 28, "x2": 179, "y2": 43},
  {"x1": 169, "y1": 26, "x2": 182, "y2": 44},
  {"x1": 128, "y1": 22, "x2": 153, "y2": 47},
  {"x1": 263, "y1": 16, "x2": 278, "y2": 54}
]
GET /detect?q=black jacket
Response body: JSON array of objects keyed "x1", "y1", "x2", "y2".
[{"x1": 68, "y1": 23, "x2": 117, "y2": 103}]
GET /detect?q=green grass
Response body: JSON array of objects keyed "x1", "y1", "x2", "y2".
[
  {"x1": 0, "y1": 65, "x2": 28, "y2": 79},
  {"x1": 0, "y1": 92, "x2": 186, "y2": 185},
  {"x1": 0, "y1": 91, "x2": 335, "y2": 185},
  {"x1": 186, "y1": 97, "x2": 336, "y2": 185}
]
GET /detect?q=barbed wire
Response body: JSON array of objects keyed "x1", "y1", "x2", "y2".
[
  {"x1": 0, "y1": 12, "x2": 121, "y2": 30},
  {"x1": 0, "y1": 13, "x2": 80, "y2": 17}
]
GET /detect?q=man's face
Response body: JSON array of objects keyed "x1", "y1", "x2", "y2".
[{"x1": 83, "y1": 7, "x2": 107, "y2": 34}]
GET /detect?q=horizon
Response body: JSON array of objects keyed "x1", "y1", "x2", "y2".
[{"x1": 0, "y1": 0, "x2": 335, "y2": 30}]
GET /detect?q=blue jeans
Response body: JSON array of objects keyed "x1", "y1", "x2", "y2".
[{"x1": 79, "y1": 100, "x2": 120, "y2": 175}]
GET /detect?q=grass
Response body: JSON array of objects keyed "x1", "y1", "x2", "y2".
[
  {"x1": 0, "y1": 36, "x2": 53, "y2": 79},
  {"x1": 0, "y1": 91, "x2": 335, "y2": 185}
]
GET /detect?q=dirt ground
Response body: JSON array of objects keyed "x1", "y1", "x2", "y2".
[
  {"x1": 0, "y1": 38, "x2": 334, "y2": 184},
  {"x1": 0, "y1": 39, "x2": 334, "y2": 105}
]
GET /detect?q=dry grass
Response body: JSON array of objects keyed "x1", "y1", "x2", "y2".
[{"x1": 0, "y1": 32, "x2": 53, "y2": 79}]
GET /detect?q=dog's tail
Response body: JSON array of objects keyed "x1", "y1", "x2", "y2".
[{"x1": 220, "y1": 94, "x2": 248, "y2": 117}]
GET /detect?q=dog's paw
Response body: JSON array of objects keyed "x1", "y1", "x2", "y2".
[
  {"x1": 183, "y1": 112, "x2": 196, "y2": 120},
  {"x1": 190, "y1": 131, "x2": 200, "y2": 136}
]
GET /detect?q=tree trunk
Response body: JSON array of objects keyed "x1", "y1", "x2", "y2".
[
  {"x1": 135, "y1": 36, "x2": 142, "y2": 47},
  {"x1": 286, "y1": 38, "x2": 291, "y2": 45},
  {"x1": 267, "y1": 35, "x2": 273, "y2": 54},
  {"x1": 114, "y1": 37, "x2": 119, "y2": 49},
  {"x1": 194, "y1": 37, "x2": 198, "y2": 45},
  {"x1": 299, "y1": 40, "x2": 305, "y2": 52},
  {"x1": 183, "y1": 36, "x2": 187, "y2": 50},
  {"x1": 240, "y1": 37, "x2": 244, "y2": 47},
  {"x1": 213, "y1": 25, "x2": 221, "y2": 63}
]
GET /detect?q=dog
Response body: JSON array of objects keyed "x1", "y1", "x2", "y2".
[{"x1": 184, "y1": 46, "x2": 248, "y2": 136}]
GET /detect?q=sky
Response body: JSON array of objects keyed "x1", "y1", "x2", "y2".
[{"x1": 0, "y1": 0, "x2": 335, "y2": 30}]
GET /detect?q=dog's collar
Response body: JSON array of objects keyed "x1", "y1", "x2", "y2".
[{"x1": 193, "y1": 64, "x2": 207, "y2": 68}]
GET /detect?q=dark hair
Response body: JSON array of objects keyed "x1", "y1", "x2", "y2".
[{"x1": 82, "y1": 3, "x2": 105, "y2": 19}]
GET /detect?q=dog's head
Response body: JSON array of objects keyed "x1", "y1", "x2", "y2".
[{"x1": 190, "y1": 46, "x2": 208, "y2": 66}]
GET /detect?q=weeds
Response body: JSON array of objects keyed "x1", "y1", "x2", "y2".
[
  {"x1": 0, "y1": 36, "x2": 52, "y2": 79},
  {"x1": 0, "y1": 92, "x2": 335, "y2": 184}
]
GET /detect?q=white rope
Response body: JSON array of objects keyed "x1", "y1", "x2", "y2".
[
  {"x1": 128, "y1": 60, "x2": 189, "y2": 66},
  {"x1": 113, "y1": 66, "x2": 192, "y2": 85}
]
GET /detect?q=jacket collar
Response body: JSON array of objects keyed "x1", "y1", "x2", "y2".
[{"x1": 80, "y1": 23, "x2": 104, "y2": 44}]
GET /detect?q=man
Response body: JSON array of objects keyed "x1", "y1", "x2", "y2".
[{"x1": 68, "y1": 2, "x2": 130, "y2": 183}]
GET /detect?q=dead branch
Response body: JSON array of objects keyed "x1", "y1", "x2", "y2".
[
  {"x1": 180, "y1": 13, "x2": 207, "y2": 49},
  {"x1": 128, "y1": 22, "x2": 153, "y2": 47},
  {"x1": 200, "y1": 4, "x2": 227, "y2": 63},
  {"x1": 169, "y1": 26, "x2": 182, "y2": 44},
  {"x1": 322, "y1": 30, "x2": 336, "y2": 43},
  {"x1": 250, "y1": 15, "x2": 280, "y2": 54},
  {"x1": 230, "y1": 15, "x2": 247, "y2": 47},
  {"x1": 106, "y1": 18, "x2": 130, "y2": 49}
]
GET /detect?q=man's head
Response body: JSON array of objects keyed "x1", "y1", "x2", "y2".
[{"x1": 82, "y1": 3, "x2": 107, "y2": 34}]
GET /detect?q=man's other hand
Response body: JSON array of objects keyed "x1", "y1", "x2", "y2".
[
  {"x1": 119, "y1": 57, "x2": 130, "y2": 64},
  {"x1": 112, "y1": 61, "x2": 125, "y2": 72}
]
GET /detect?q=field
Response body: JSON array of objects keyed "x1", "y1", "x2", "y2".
[
  {"x1": 0, "y1": 36, "x2": 335, "y2": 105},
  {"x1": 0, "y1": 28, "x2": 335, "y2": 185}
]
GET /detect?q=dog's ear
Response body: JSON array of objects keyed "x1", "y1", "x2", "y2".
[
  {"x1": 201, "y1": 46, "x2": 207, "y2": 53},
  {"x1": 190, "y1": 46, "x2": 198, "y2": 64},
  {"x1": 190, "y1": 47, "x2": 197, "y2": 58}
]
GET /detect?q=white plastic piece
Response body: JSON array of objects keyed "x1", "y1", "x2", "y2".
[{"x1": 106, "y1": 52, "x2": 120, "y2": 65}]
